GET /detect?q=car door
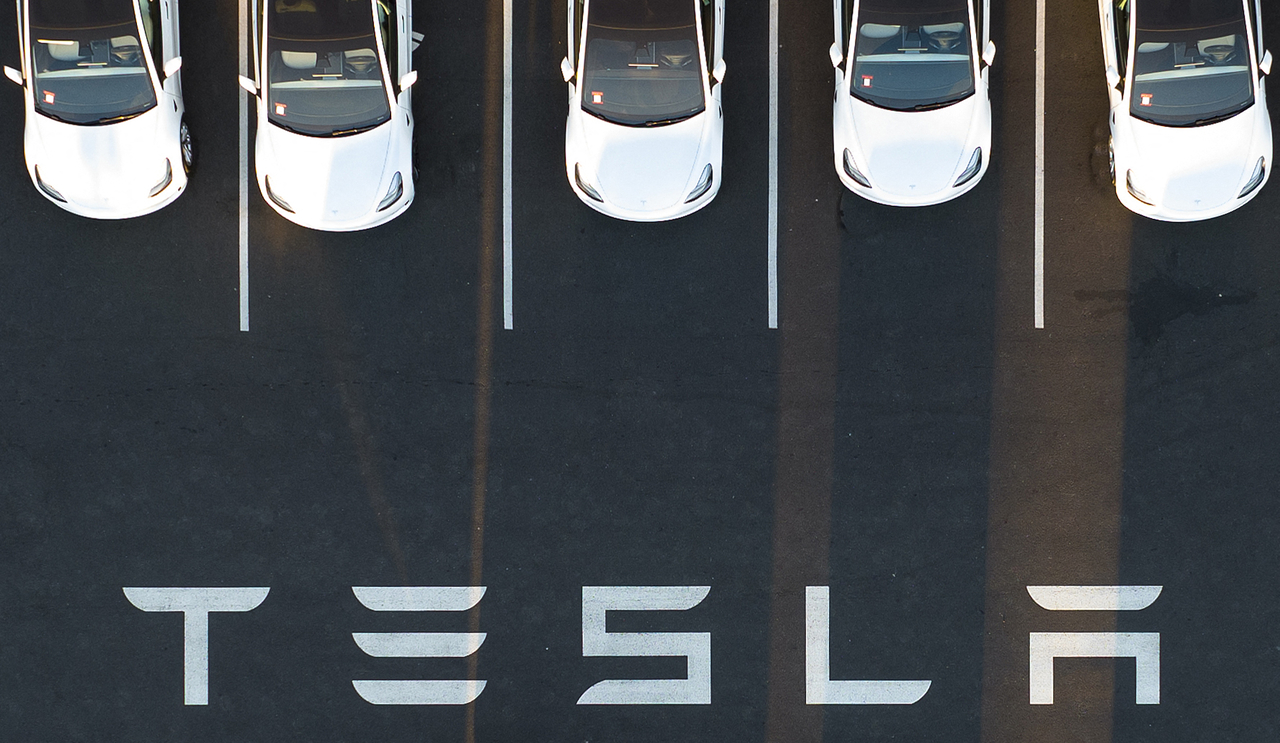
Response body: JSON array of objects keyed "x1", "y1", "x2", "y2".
[
  {"x1": 702, "y1": 0, "x2": 725, "y2": 100},
  {"x1": 139, "y1": 0, "x2": 180, "y2": 96},
  {"x1": 1099, "y1": 0, "x2": 1129, "y2": 108}
]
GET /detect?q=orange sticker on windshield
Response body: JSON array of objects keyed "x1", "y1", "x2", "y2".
[
  {"x1": 42, "y1": 90, "x2": 54, "y2": 104},
  {"x1": 861, "y1": 75, "x2": 873, "y2": 88},
  {"x1": 275, "y1": 102, "x2": 287, "y2": 115},
  {"x1": 591, "y1": 91, "x2": 603, "y2": 104},
  {"x1": 1140, "y1": 93, "x2": 1153, "y2": 106}
]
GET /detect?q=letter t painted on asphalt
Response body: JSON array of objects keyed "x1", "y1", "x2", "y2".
[{"x1": 123, "y1": 587, "x2": 270, "y2": 705}]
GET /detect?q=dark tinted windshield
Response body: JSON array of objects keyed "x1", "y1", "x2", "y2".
[
  {"x1": 1129, "y1": 0, "x2": 1253, "y2": 126},
  {"x1": 849, "y1": 0, "x2": 975, "y2": 111},
  {"x1": 29, "y1": 14, "x2": 157, "y2": 125},
  {"x1": 580, "y1": 0, "x2": 706, "y2": 126},
  {"x1": 266, "y1": 0, "x2": 392, "y2": 137}
]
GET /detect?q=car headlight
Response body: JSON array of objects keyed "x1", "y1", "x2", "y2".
[
  {"x1": 842, "y1": 149, "x2": 871, "y2": 188},
  {"x1": 1239, "y1": 157, "x2": 1266, "y2": 198},
  {"x1": 264, "y1": 175, "x2": 294, "y2": 213},
  {"x1": 149, "y1": 159, "x2": 173, "y2": 197},
  {"x1": 685, "y1": 164, "x2": 713, "y2": 203},
  {"x1": 953, "y1": 148, "x2": 983, "y2": 187},
  {"x1": 34, "y1": 165, "x2": 67, "y2": 202},
  {"x1": 377, "y1": 172, "x2": 403, "y2": 211},
  {"x1": 574, "y1": 163, "x2": 604, "y2": 202},
  {"x1": 1125, "y1": 170, "x2": 1153, "y2": 205}
]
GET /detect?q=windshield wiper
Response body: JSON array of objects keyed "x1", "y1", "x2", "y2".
[
  {"x1": 91, "y1": 112, "x2": 144, "y2": 125},
  {"x1": 1189, "y1": 105, "x2": 1250, "y2": 127},
  {"x1": 910, "y1": 94, "x2": 971, "y2": 111},
  {"x1": 642, "y1": 110, "x2": 701, "y2": 127}
]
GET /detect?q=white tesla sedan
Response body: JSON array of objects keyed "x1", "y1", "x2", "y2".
[
  {"x1": 561, "y1": 0, "x2": 725, "y2": 221},
  {"x1": 830, "y1": 0, "x2": 995, "y2": 206},
  {"x1": 1099, "y1": 0, "x2": 1272, "y2": 221},
  {"x1": 5, "y1": 0, "x2": 192, "y2": 218},
  {"x1": 240, "y1": 0, "x2": 417, "y2": 232}
]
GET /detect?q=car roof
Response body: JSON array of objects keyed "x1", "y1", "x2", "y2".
[
  {"x1": 588, "y1": 0, "x2": 696, "y2": 30},
  {"x1": 30, "y1": 0, "x2": 136, "y2": 28},
  {"x1": 1136, "y1": 0, "x2": 1245, "y2": 30},
  {"x1": 270, "y1": 0, "x2": 376, "y2": 40},
  {"x1": 857, "y1": 0, "x2": 971, "y2": 17}
]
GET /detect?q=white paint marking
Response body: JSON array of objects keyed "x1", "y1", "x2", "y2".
[
  {"x1": 502, "y1": 0, "x2": 513, "y2": 330},
  {"x1": 767, "y1": 0, "x2": 779, "y2": 329},
  {"x1": 1034, "y1": 0, "x2": 1045, "y2": 329},
  {"x1": 239, "y1": 0, "x2": 250, "y2": 332},
  {"x1": 1028, "y1": 585, "x2": 1163, "y2": 612}
]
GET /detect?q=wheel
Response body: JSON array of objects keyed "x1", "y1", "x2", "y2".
[
  {"x1": 1202, "y1": 44, "x2": 1237, "y2": 64},
  {"x1": 179, "y1": 119, "x2": 196, "y2": 176},
  {"x1": 1108, "y1": 136, "x2": 1115, "y2": 187},
  {"x1": 926, "y1": 30, "x2": 963, "y2": 51},
  {"x1": 345, "y1": 54, "x2": 379, "y2": 77}
]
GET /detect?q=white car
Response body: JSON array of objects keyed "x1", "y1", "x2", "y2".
[
  {"x1": 5, "y1": 0, "x2": 192, "y2": 218},
  {"x1": 1100, "y1": 0, "x2": 1272, "y2": 221},
  {"x1": 561, "y1": 0, "x2": 725, "y2": 221},
  {"x1": 240, "y1": 0, "x2": 417, "y2": 232},
  {"x1": 830, "y1": 0, "x2": 995, "y2": 206}
]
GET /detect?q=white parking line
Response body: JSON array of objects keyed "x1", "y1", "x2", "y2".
[
  {"x1": 1034, "y1": 0, "x2": 1045, "y2": 330},
  {"x1": 239, "y1": 0, "x2": 250, "y2": 333},
  {"x1": 767, "y1": 0, "x2": 779, "y2": 330},
  {"x1": 502, "y1": 0, "x2": 513, "y2": 330}
]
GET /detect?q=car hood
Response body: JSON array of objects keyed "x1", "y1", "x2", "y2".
[
  {"x1": 1125, "y1": 106, "x2": 1266, "y2": 212},
  {"x1": 28, "y1": 106, "x2": 171, "y2": 204},
  {"x1": 258, "y1": 121, "x2": 395, "y2": 221},
  {"x1": 848, "y1": 94, "x2": 981, "y2": 196},
  {"x1": 578, "y1": 112, "x2": 706, "y2": 212}
]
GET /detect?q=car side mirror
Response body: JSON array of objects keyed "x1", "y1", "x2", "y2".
[
  {"x1": 3, "y1": 66, "x2": 22, "y2": 86},
  {"x1": 1105, "y1": 64, "x2": 1121, "y2": 89},
  {"x1": 399, "y1": 70, "x2": 418, "y2": 89},
  {"x1": 829, "y1": 42, "x2": 843, "y2": 68},
  {"x1": 561, "y1": 57, "x2": 575, "y2": 83},
  {"x1": 163, "y1": 56, "x2": 183, "y2": 78},
  {"x1": 712, "y1": 58, "x2": 727, "y2": 83},
  {"x1": 1261, "y1": 50, "x2": 1273, "y2": 76},
  {"x1": 982, "y1": 40, "x2": 997, "y2": 67},
  {"x1": 238, "y1": 75, "x2": 258, "y2": 95}
]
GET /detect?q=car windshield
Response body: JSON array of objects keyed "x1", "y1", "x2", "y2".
[
  {"x1": 1129, "y1": 0, "x2": 1253, "y2": 126},
  {"x1": 29, "y1": 0, "x2": 157, "y2": 125},
  {"x1": 266, "y1": 0, "x2": 392, "y2": 137},
  {"x1": 579, "y1": 0, "x2": 705, "y2": 127},
  {"x1": 849, "y1": 0, "x2": 975, "y2": 111}
]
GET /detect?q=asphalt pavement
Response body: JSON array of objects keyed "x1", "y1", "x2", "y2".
[{"x1": 2, "y1": 1, "x2": 1279, "y2": 741}]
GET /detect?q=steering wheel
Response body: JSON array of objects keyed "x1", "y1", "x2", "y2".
[
  {"x1": 925, "y1": 30, "x2": 963, "y2": 51},
  {"x1": 344, "y1": 54, "x2": 379, "y2": 76},
  {"x1": 1202, "y1": 44, "x2": 1237, "y2": 64},
  {"x1": 111, "y1": 44, "x2": 142, "y2": 65},
  {"x1": 660, "y1": 52, "x2": 695, "y2": 68}
]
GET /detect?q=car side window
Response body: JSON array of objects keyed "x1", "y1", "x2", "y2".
[
  {"x1": 1114, "y1": 0, "x2": 1129, "y2": 86},
  {"x1": 377, "y1": 0, "x2": 399, "y2": 89},
  {"x1": 575, "y1": 0, "x2": 585, "y2": 55},
  {"x1": 701, "y1": 0, "x2": 713, "y2": 71},
  {"x1": 842, "y1": 0, "x2": 855, "y2": 53},
  {"x1": 974, "y1": 0, "x2": 983, "y2": 48},
  {"x1": 138, "y1": 0, "x2": 163, "y2": 77},
  {"x1": 1249, "y1": 0, "x2": 1262, "y2": 53}
]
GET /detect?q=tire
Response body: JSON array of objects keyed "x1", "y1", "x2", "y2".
[
  {"x1": 1108, "y1": 136, "x2": 1115, "y2": 187},
  {"x1": 180, "y1": 119, "x2": 196, "y2": 176}
]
